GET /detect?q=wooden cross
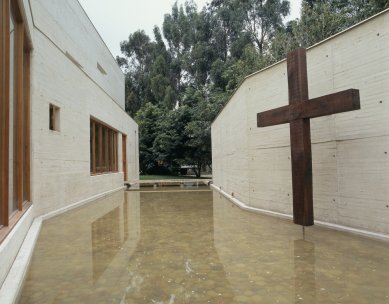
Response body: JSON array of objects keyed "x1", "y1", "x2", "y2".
[{"x1": 257, "y1": 48, "x2": 360, "y2": 226}]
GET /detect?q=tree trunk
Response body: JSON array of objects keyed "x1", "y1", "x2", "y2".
[{"x1": 194, "y1": 161, "x2": 201, "y2": 178}]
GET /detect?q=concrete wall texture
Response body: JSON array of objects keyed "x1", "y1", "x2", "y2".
[
  {"x1": 0, "y1": 0, "x2": 139, "y2": 288},
  {"x1": 29, "y1": 0, "x2": 139, "y2": 216},
  {"x1": 212, "y1": 10, "x2": 389, "y2": 236}
]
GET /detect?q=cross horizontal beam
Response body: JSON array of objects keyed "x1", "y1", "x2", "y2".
[{"x1": 257, "y1": 89, "x2": 360, "y2": 127}]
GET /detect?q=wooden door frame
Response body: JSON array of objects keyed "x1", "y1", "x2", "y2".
[{"x1": 122, "y1": 134, "x2": 127, "y2": 181}]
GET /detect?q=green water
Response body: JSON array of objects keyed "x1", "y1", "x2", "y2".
[{"x1": 20, "y1": 189, "x2": 389, "y2": 303}]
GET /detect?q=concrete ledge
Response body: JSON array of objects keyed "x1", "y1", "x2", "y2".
[
  {"x1": 0, "y1": 217, "x2": 42, "y2": 304},
  {"x1": 211, "y1": 184, "x2": 293, "y2": 220},
  {"x1": 211, "y1": 184, "x2": 389, "y2": 242},
  {"x1": 0, "y1": 207, "x2": 35, "y2": 289},
  {"x1": 41, "y1": 186, "x2": 124, "y2": 221},
  {"x1": 0, "y1": 186, "x2": 125, "y2": 304}
]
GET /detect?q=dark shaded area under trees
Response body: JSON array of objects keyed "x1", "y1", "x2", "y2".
[{"x1": 117, "y1": 0, "x2": 388, "y2": 177}]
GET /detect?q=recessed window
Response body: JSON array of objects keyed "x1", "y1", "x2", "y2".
[
  {"x1": 90, "y1": 119, "x2": 118, "y2": 175},
  {"x1": 49, "y1": 104, "x2": 60, "y2": 131},
  {"x1": 65, "y1": 51, "x2": 83, "y2": 69},
  {"x1": 97, "y1": 62, "x2": 107, "y2": 75}
]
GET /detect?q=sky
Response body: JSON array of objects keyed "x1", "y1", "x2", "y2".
[{"x1": 78, "y1": 0, "x2": 302, "y2": 58}]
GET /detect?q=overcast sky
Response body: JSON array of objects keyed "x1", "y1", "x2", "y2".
[{"x1": 77, "y1": 0, "x2": 302, "y2": 58}]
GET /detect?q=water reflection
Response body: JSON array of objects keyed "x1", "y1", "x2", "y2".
[
  {"x1": 294, "y1": 239, "x2": 316, "y2": 303},
  {"x1": 211, "y1": 191, "x2": 389, "y2": 303},
  {"x1": 20, "y1": 191, "x2": 140, "y2": 303},
  {"x1": 20, "y1": 189, "x2": 389, "y2": 304},
  {"x1": 91, "y1": 207, "x2": 120, "y2": 282},
  {"x1": 120, "y1": 191, "x2": 233, "y2": 303}
]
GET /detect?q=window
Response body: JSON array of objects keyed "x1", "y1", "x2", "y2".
[
  {"x1": 0, "y1": 0, "x2": 32, "y2": 242},
  {"x1": 49, "y1": 104, "x2": 60, "y2": 131},
  {"x1": 90, "y1": 119, "x2": 118, "y2": 175}
]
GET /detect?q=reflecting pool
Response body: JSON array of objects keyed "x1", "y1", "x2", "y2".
[{"x1": 20, "y1": 189, "x2": 389, "y2": 303}]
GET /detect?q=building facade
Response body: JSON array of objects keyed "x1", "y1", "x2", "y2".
[{"x1": 0, "y1": 0, "x2": 139, "y2": 288}]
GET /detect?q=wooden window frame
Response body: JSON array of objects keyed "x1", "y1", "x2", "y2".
[
  {"x1": 122, "y1": 134, "x2": 127, "y2": 181},
  {"x1": 1, "y1": 0, "x2": 11, "y2": 229},
  {"x1": 23, "y1": 45, "x2": 30, "y2": 203},
  {"x1": 90, "y1": 118, "x2": 119, "y2": 175},
  {"x1": 0, "y1": 0, "x2": 32, "y2": 244},
  {"x1": 104, "y1": 127, "x2": 108, "y2": 172}
]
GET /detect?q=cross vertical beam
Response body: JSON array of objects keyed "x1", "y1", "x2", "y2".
[{"x1": 288, "y1": 49, "x2": 313, "y2": 226}]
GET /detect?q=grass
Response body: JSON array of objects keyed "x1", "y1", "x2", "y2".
[{"x1": 139, "y1": 175, "x2": 209, "y2": 180}]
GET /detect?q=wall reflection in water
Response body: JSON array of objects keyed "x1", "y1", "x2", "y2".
[
  {"x1": 20, "y1": 191, "x2": 141, "y2": 303},
  {"x1": 91, "y1": 207, "x2": 120, "y2": 282},
  {"x1": 212, "y1": 191, "x2": 389, "y2": 303},
  {"x1": 20, "y1": 189, "x2": 389, "y2": 304}
]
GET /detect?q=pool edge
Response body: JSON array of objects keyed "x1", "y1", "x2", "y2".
[{"x1": 211, "y1": 184, "x2": 389, "y2": 242}]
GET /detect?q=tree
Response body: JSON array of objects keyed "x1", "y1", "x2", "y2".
[
  {"x1": 117, "y1": 30, "x2": 155, "y2": 115},
  {"x1": 292, "y1": 0, "x2": 389, "y2": 48},
  {"x1": 135, "y1": 103, "x2": 166, "y2": 174},
  {"x1": 183, "y1": 89, "x2": 225, "y2": 176},
  {"x1": 120, "y1": 0, "x2": 389, "y2": 177},
  {"x1": 295, "y1": 0, "x2": 349, "y2": 47},
  {"x1": 239, "y1": 0, "x2": 290, "y2": 55},
  {"x1": 209, "y1": 0, "x2": 247, "y2": 61},
  {"x1": 270, "y1": 20, "x2": 300, "y2": 61}
]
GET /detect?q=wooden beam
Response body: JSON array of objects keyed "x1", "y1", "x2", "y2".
[
  {"x1": 258, "y1": 89, "x2": 360, "y2": 127},
  {"x1": 303, "y1": 89, "x2": 360, "y2": 118},
  {"x1": 288, "y1": 48, "x2": 309, "y2": 104},
  {"x1": 99, "y1": 125, "x2": 102, "y2": 174},
  {"x1": 111, "y1": 131, "x2": 114, "y2": 172},
  {"x1": 92, "y1": 121, "x2": 96, "y2": 174},
  {"x1": 14, "y1": 21, "x2": 24, "y2": 210},
  {"x1": 23, "y1": 49, "x2": 31, "y2": 202},
  {"x1": 257, "y1": 104, "x2": 291, "y2": 127},
  {"x1": 288, "y1": 48, "x2": 314, "y2": 226},
  {"x1": 0, "y1": 0, "x2": 10, "y2": 226},
  {"x1": 110, "y1": 130, "x2": 113, "y2": 172},
  {"x1": 122, "y1": 134, "x2": 127, "y2": 181},
  {"x1": 107, "y1": 129, "x2": 112, "y2": 172},
  {"x1": 114, "y1": 132, "x2": 117, "y2": 171},
  {"x1": 104, "y1": 127, "x2": 108, "y2": 172}
]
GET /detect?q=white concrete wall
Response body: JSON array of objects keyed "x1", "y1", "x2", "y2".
[
  {"x1": 212, "y1": 10, "x2": 389, "y2": 235},
  {"x1": 29, "y1": 0, "x2": 139, "y2": 216},
  {"x1": 29, "y1": 0, "x2": 125, "y2": 110}
]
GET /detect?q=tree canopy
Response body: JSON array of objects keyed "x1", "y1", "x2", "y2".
[{"x1": 117, "y1": 0, "x2": 388, "y2": 177}]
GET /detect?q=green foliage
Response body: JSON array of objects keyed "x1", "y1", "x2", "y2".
[
  {"x1": 135, "y1": 103, "x2": 165, "y2": 173},
  {"x1": 118, "y1": 0, "x2": 388, "y2": 176},
  {"x1": 240, "y1": 0, "x2": 290, "y2": 54}
]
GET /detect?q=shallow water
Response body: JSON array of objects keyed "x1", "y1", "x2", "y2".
[{"x1": 20, "y1": 189, "x2": 389, "y2": 303}]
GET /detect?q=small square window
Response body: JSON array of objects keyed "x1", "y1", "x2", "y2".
[{"x1": 49, "y1": 104, "x2": 60, "y2": 131}]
